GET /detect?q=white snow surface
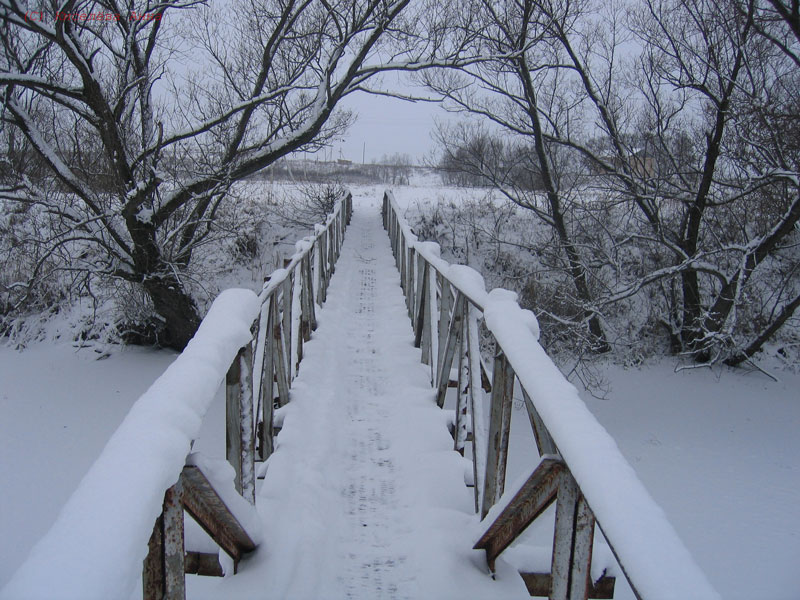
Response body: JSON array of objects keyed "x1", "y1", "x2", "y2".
[
  {"x1": 1, "y1": 289, "x2": 260, "y2": 600},
  {"x1": 187, "y1": 196, "x2": 529, "y2": 599},
  {"x1": 2, "y1": 185, "x2": 797, "y2": 599}
]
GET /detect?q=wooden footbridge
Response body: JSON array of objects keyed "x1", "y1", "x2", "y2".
[{"x1": 1, "y1": 193, "x2": 719, "y2": 600}]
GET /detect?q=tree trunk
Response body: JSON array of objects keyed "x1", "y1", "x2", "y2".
[
  {"x1": 680, "y1": 267, "x2": 704, "y2": 352},
  {"x1": 517, "y1": 56, "x2": 610, "y2": 354},
  {"x1": 143, "y1": 274, "x2": 201, "y2": 351}
]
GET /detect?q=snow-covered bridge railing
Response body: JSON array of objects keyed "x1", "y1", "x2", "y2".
[
  {"x1": 382, "y1": 191, "x2": 718, "y2": 600},
  {"x1": 0, "y1": 194, "x2": 352, "y2": 600}
]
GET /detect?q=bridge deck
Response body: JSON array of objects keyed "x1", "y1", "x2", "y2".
[{"x1": 187, "y1": 197, "x2": 528, "y2": 599}]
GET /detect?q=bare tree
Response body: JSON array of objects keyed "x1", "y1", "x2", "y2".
[
  {"x1": 422, "y1": 0, "x2": 800, "y2": 364},
  {"x1": 0, "y1": 0, "x2": 464, "y2": 348},
  {"x1": 422, "y1": 0, "x2": 613, "y2": 352}
]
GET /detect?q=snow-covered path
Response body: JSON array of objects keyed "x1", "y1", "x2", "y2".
[{"x1": 188, "y1": 198, "x2": 527, "y2": 599}]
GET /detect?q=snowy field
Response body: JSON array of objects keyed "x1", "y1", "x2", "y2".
[
  {"x1": 3, "y1": 344, "x2": 798, "y2": 598},
  {"x1": 1, "y1": 188, "x2": 799, "y2": 598}
]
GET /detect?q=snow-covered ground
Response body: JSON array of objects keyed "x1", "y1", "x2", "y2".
[
  {"x1": 497, "y1": 358, "x2": 800, "y2": 600},
  {"x1": 1, "y1": 188, "x2": 798, "y2": 598},
  {"x1": 0, "y1": 344, "x2": 177, "y2": 588}
]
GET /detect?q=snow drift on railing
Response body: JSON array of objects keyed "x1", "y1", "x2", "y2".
[
  {"x1": 385, "y1": 190, "x2": 720, "y2": 600},
  {"x1": 1, "y1": 289, "x2": 261, "y2": 600}
]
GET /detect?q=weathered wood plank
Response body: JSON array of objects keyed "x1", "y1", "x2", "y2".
[
  {"x1": 302, "y1": 254, "x2": 317, "y2": 332},
  {"x1": 394, "y1": 221, "x2": 401, "y2": 268},
  {"x1": 413, "y1": 258, "x2": 427, "y2": 350},
  {"x1": 143, "y1": 512, "x2": 164, "y2": 600},
  {"x1": 420, "y1": 262, "x2": 433, "y2": 366},
  {"x1": 143, "y1": 482, "x2": 185, "y2": 600},
  {"x1": 466, "y1": 306, "x2": 486, "y2": 513},
  {"x1": 184, "y1": 552, "x2": 223, "y2": 577},
  {"x1": 290, "y1": 269, "x2": 303, "y2": 375},
  {"x1": 282, "y1": 276, "x2": 293, "y2": 384},
  {"x1": 519, "y1": 573, "x2": 615, "y2": 599},
  {"x1": 454, "y1": 316, "x2": 469, "y2": 455},
  {"x1": 318, "y1": 229, "x2": 328, "y2": 303},
  {"x1": 258, "y1": 296, "x2": 275, "y2": 461},
  {"x1": 481, "y1": 350, "x2": 515, "y2": 517},
  {"x1": 413, "y1": 256, "x2": 426, "y2": 346},
  {"x1": 400, "y1": 237, "x2": 407, "y2": 297},
  {"x1": 225, "y1": 345, "x2": 254, "y2": 504},
  {"x1": 297, "y1": 265, "x2": 308, "y2": 366},
  {"x1": 569, "y1": 495, "x2": 596, "y2": 600},
  {"x1": 436, "y1": 274, "x2": 452, "y2": 388},
  {"x1": 474, "y1": 457, "x2": 563, "y2": 572},
  {"x1": 180, "y1": 465, "x2": 256, "y2": 572},
  {"x1": 273, "y1": 295, "x2": 290, "y2": 408},
  {"x1": 435, "y1": 292, "x2": 466, "y2": 408},
  {"x1": 522, "y1": 388, "x2": 559, "y2": 457},
  {"x1": 328, "y1": 217, "x2": 337, "y2": 277},
  {"x1": 426, "y1": 264, "x2": 438, "y2": 383},
  {"x1": 551, "y1": 469, "x2": 601, "y2": 600},
  {"x1": 405, "y1": 243, "x2": 412, "y2": 317}
]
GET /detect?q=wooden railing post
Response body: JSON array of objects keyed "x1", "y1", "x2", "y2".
[
  {"x1": 297, "y1": 254, "x2": 316, "y2": 369},
  {"x1": 551, "y1": 472, "x2": 595, "y2": 600},
  {"x1": 406, "y1": 246, "x2": 415, "y2": 320},
  {"x1": 328, "y1": 220, "x2": 336, "y2": 278},
  {"x1": 394, "y1": 221, "x2": 401, "y2": 269},
  {"x1": 481, "y1": 350, "x2": 515, "y2": 518},
  {"x1": 436, "y1": 274, "x2": 452, "y2": 388},
  {"x1": 226, "y1": 345, "x2": 255, "y2": 505},
  {"x1": 273, "y1": 293, "x2": 290, "y2": 407},
  {"x1": 454, "y1": 313, "x2": 469, "y2": 455},
  {"x1": 143, "y1": 480, "x2": 185, "y2": 600},
  {"x1": 400, "y1": 236, "x2": 407, "y2": 299},
  {"x1": 435, "y1": 292, "x2": 466, "y2": 408},
  {"x1": 426, "y1": 264, "x2": 438, "y2": 382},
  {"x1": 289, "y1": 269, "x2": 302, "y2": 375},
  {"x1": 466, "y1": 305, "x2": 487, "y2": 513},
  {"x1": 413, "y1": 259, "x2": 427, "y2": 350},
  {"x1": 257, "y1": 296, "x2": 276, "y2": 461},
  {"x1": 281, "y1": 273, "x2": 293, "y2": 385},
  {"x1": 318, "y1": 229, "x2": 329, "y2": 304},
  {"x1": 419, "y1": 264, "x2": 433, "y2": 365}
]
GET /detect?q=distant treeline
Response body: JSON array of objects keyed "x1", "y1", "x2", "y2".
[{"x1": 246, "y1": 158, "x2": 433, "y2": 186}]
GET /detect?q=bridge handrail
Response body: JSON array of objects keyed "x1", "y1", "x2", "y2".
[
  {"x1": 382, "y1": 190, "x2": 718, "y2": 600},
  {"x1": 0, "y1": 192, "x2": 353, "y2": 600}
]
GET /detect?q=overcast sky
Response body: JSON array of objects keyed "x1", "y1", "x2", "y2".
[{"x1": 326, "y1": 85, "x2": 455, "y2": 166}]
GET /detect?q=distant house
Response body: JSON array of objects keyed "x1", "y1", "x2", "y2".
[
  {"x1": 622, "y1": 147, "x2": 656, "y2": 178},
  {"x1": 594, "y1": 147, "x2": 656, "y2": 178}
]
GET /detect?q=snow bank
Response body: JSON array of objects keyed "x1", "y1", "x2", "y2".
[
  {"x1": 1, "y1": 289, "x2": 260, "y2": 600},
  {"x1": 385, "y1": 192, "x2": 720, "y2": 600}
]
